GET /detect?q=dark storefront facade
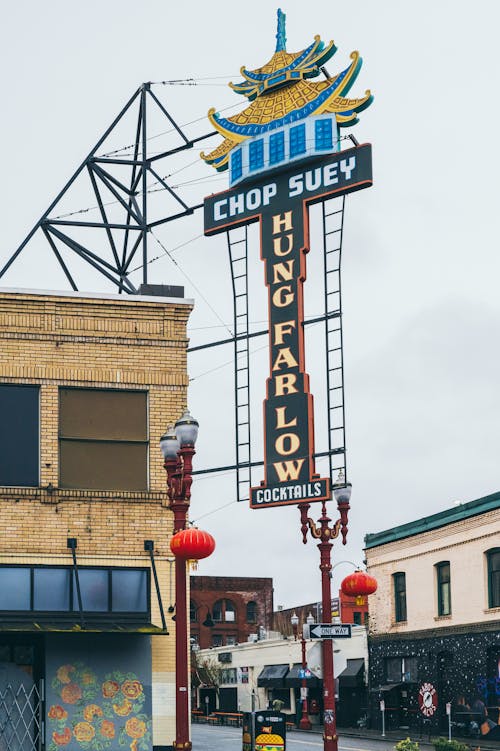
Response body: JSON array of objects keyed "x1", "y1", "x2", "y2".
[{"x1": 368, "y1": 622, "x2": 500, "y2": 737}]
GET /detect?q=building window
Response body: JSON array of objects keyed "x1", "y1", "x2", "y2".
[
  {"x1": 0, "y1": 565, "x2": 149, "y2": 614},
  {"x1": 0, "y1": 384, "x2": 39, "y2": 487},
  {"x1": 0, "y1": 568, "x2": 31, "y2": 610},
  {"x1": 436, "y1": 561, "x2": 451, "y2": 616},
  {"x1": 315, "y1": 118, "x2": 333, "y2": 150},
  {"x1": 289, "y1": 124, "x2": 306, "y2": 157},
  {"x1": 190, "y1": 600, "x2": 198, "y2": 622},
  {"x1": 225, "y1": 635, "x2": 237, "y2": 646},
  {"x1": 269, "y1": 132, "x2": 285, "y2": 164},
  {"x1": 59, "y1": 388, "x2": 148, "y2": 491},
  {"x1": 393, "y1": 572, "x2": 407, "y2": 622},
  {"x1": 212, "y1": 635, "x2": 223, "y2": 647},
  {"x1": 221, "y1": 668, "x2": 237, "y2": 684},
  {"x1": 231, "y1": 149, "x2": 243, "y2": 182},
  {"x1": 249, "y1": 139, "x2": 264, "y2": 172},
  {"x1": 34, "y1": 568, "x2": 71, "y2": 611},
  {"x1": 353, "y1": 611, "x2": 362, "y2": 625},
  {"x1": 246, "y1": 601, "x2": 257, "y2": 623},
  {"x1": 487, "y1": 548, "x2": 500, "y2": 608},
  {"x1": 269, "y1": 689, "x2": 291, "y2": 709},
  {"x1": 385, "y1": 656, "x2": 418, "y2": 683},
  {"x1": 213, "y1": 599, "x2": 236, "y2": 623}
]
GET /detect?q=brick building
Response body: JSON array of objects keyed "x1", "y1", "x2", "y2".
[
  {"x1": 189, "y1": 576, "x2": 274, "y2": 649},
  {"x1": 0, "y1": 287, "x2": 192, "y2": 751},
  {"x1": 273, "y1": 590, "x2": 369, "y2": 636}
]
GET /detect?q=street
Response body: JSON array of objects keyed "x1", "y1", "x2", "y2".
[{"x1": 192, "y1": 725, "x2": 398, "y2": 751}]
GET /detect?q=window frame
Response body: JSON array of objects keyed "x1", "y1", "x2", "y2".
[
  {"x1": 487, "y1": 548, "x2": 500, "y2": 608},
  {"x1": 393, "y1": 572, "x2": 407, "y2": 623},
  {"x1": 0, "y1": 383, "x2": 40, "y2": 488},
  {"x1": 436, "y1": 561, "x2": 451, "y2": 616},
  {"x1": 58, "y1": 386, "x2": 149, "y2": 491},
  {"x1": 246, "y1": 600, "x2": 257, "y2": 624},
  {"x1": 0, "y1": 564, "x2": 150, "y2": 618},
  {"x1": 212, "y1": 598, "x2": 237, "y2": 623}
]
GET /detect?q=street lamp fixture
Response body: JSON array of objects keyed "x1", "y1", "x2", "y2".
[
  {"x1": 298, "y1": 468, "x2": 352, "y2": 751},
  {"x1": 290, "y1": 612, "x2": 312, "y2": 731},
  {"x1": 160, "y1": 408, "x2": 199, "y2": 751}
]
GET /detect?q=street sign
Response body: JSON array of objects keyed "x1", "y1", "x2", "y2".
[
  {"x1": 308, "y1": 623, "x2": 351, "y2": 639},
  {"x1": 298, "y1": 668, "x2": 312, "y2": 679}
]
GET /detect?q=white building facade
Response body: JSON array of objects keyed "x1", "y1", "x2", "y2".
[{"x1": 193, "y1": 626, "x2": 368, "y2": 727}]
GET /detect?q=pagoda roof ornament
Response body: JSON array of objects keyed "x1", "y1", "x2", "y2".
[
  {"x1": 275, "y1": 7, "x2": 286, "y2": 52},
  {"x1": 201, "y1": 9, "x2": 372, "y2": 174}
]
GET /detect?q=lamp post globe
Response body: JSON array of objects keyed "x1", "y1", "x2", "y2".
[
  {"x1": 332, "y1": 468, "x2": 352, "y2": 505},
  {"x1": 160, "y1": 425, "x2": 180, "y2": 461},
  {"x1": 174, "y1": 408, "x2": 199, "y2": 447}
]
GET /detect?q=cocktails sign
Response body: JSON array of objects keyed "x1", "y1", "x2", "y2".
[{"x1": 203, "y1": 10, "x2": 373, "y2": 509}]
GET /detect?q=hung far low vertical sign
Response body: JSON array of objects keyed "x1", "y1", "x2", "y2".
[{"x1": 202, "y1": 9, "x2": 373, "y2": 509}]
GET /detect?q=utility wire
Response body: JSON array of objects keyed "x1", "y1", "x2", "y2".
[
  {"x1": 149, "y1": 230, "x2": 233, "y2": 338},
  {"x1": 98, "y1": 101, "x2": 242, "y2": 158}
]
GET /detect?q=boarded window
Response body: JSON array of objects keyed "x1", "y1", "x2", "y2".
[
  {"x1": 0, "y1": 384, "x2": 39, "y2": 486},
  {"x1": 59, "y1": 388, "x2": 147, "y2": 490}
]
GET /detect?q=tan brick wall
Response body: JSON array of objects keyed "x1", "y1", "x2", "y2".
[{"x1": 0, "y1": 289, "x2": 193, "y2": 746}]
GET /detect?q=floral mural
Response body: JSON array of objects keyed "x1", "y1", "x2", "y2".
[{"x1": 47, "y1": 662, "x2": 151, "y2": 751}]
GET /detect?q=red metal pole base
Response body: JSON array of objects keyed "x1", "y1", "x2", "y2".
[{"x1": 299, "y1": 715, "x2": 312, "y2": 731}]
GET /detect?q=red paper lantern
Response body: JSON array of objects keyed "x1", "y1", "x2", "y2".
[
  {"x1": 170, "y1": 528, "x2": 216, "y2": 560},
  {"x1": 341, "y1": 570, "x2": 377, "y2": 597}
]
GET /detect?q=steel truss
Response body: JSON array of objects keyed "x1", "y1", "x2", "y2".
[
  {"x1": 1, "y1": 81, "x2": 349, "y2": 500},
  {"x1": 0, "y1": 83, "x2": 214, "y2": 293}
]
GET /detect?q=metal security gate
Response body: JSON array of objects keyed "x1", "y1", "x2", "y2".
[{"x1": 0, "y1": 681, "x2": 42, "y2": 751}]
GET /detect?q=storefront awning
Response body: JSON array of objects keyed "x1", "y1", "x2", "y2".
[
  {"x1": 338, "y1": 658, "x2": 365, "y2": 687},
  {"x1": 257, "y1": 664, "x2": 289, "y2": 688},
  {"x1": 371, "y1": 683, "x2": 404, "y2": 693},
  {"x1": 0, "y1": 620, "x2": 168, "y2": 634},
  {"x1": 284, "y1": 663, "x2": 321, "y2": 688}
]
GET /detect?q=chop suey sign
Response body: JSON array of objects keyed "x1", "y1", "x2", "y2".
[{"x1": 204, "y1": 145, "x2": 372, "y2": 509}]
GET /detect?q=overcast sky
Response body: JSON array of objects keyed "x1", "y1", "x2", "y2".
[{"x1": 1, "y1": 1, "x2": 499, "y2": 610}]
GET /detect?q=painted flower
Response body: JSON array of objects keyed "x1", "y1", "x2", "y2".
[
  {"x1": 48, "y1": 704, "x2": 68, "y2": 720},
  {"x1": 74, "y1": 721, "x2": 95, "y2": 742},
  {"x1": 121, "y1": 679, "x2": 143, "y2": 700},
  {"x1": 100, "y1": 720, "x2": 115, "y2": 739},
  {"x1": 52, "y1": 727, "x2": 72, "y2": 746},
  {"x1": 83, "y1": 704, "x2": 104, "y2": 721},
  {"x1": 113, "y1": 697, "x2": 133, "y2": 716},
  {"x1": 56, "y1": 665, "x2": 75, "y2": 684},
  {"x1": 102, "y1": 679, "x2": 120, "y2": 698},
  {"x1": 81, "y1": 670, "x2": 96, "y2": 686},
  {"x1": 125, "y1": 717, "x2": 147, "y2": 739},
  {"x1": 61, "y1": 682, "x2": 82, "y2": 704}
]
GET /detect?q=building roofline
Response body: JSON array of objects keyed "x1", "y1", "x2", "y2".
[
  {"x1": 0, "y1": 287, "x2": 194, "y2": 306},
  {"x1": 365, "y1": 490, "x2": 500, "y2": 549}
]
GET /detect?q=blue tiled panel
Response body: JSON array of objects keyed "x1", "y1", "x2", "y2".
[
  {"x1": 289, "y1": 124, "x2": 306, "y2": 157},
  {"x1": 269, "y1": 131, "x2": 285, "y2": 165},
  {"x1": 231, "y1": 148, "x2": 243, "y2": 182},
  {"x1": 249, "y1": 139, "x2": 264, "y2": 171},
  {"x1": 315, "y1": 118, "x2": 333, "y2": 150}
]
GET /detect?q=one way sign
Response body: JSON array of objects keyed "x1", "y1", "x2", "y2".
[{"x1": 307, "y1": 623, "x2": 352, "y2": 639}]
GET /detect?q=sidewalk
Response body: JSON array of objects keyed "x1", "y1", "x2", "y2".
[{"x1": 306, "y1": 725, "x2": 500, "y2": 751}]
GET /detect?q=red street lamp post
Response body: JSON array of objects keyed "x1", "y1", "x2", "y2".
[
  {"x1": 298, "y1": 469, "x2": 352, "y2": 751},
  {"x1": 291, "y1": 611, "x2": 314, "y2": 730},
  {"x1": 160, "y1": 409, "x2": 199, "y2": 751}
]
